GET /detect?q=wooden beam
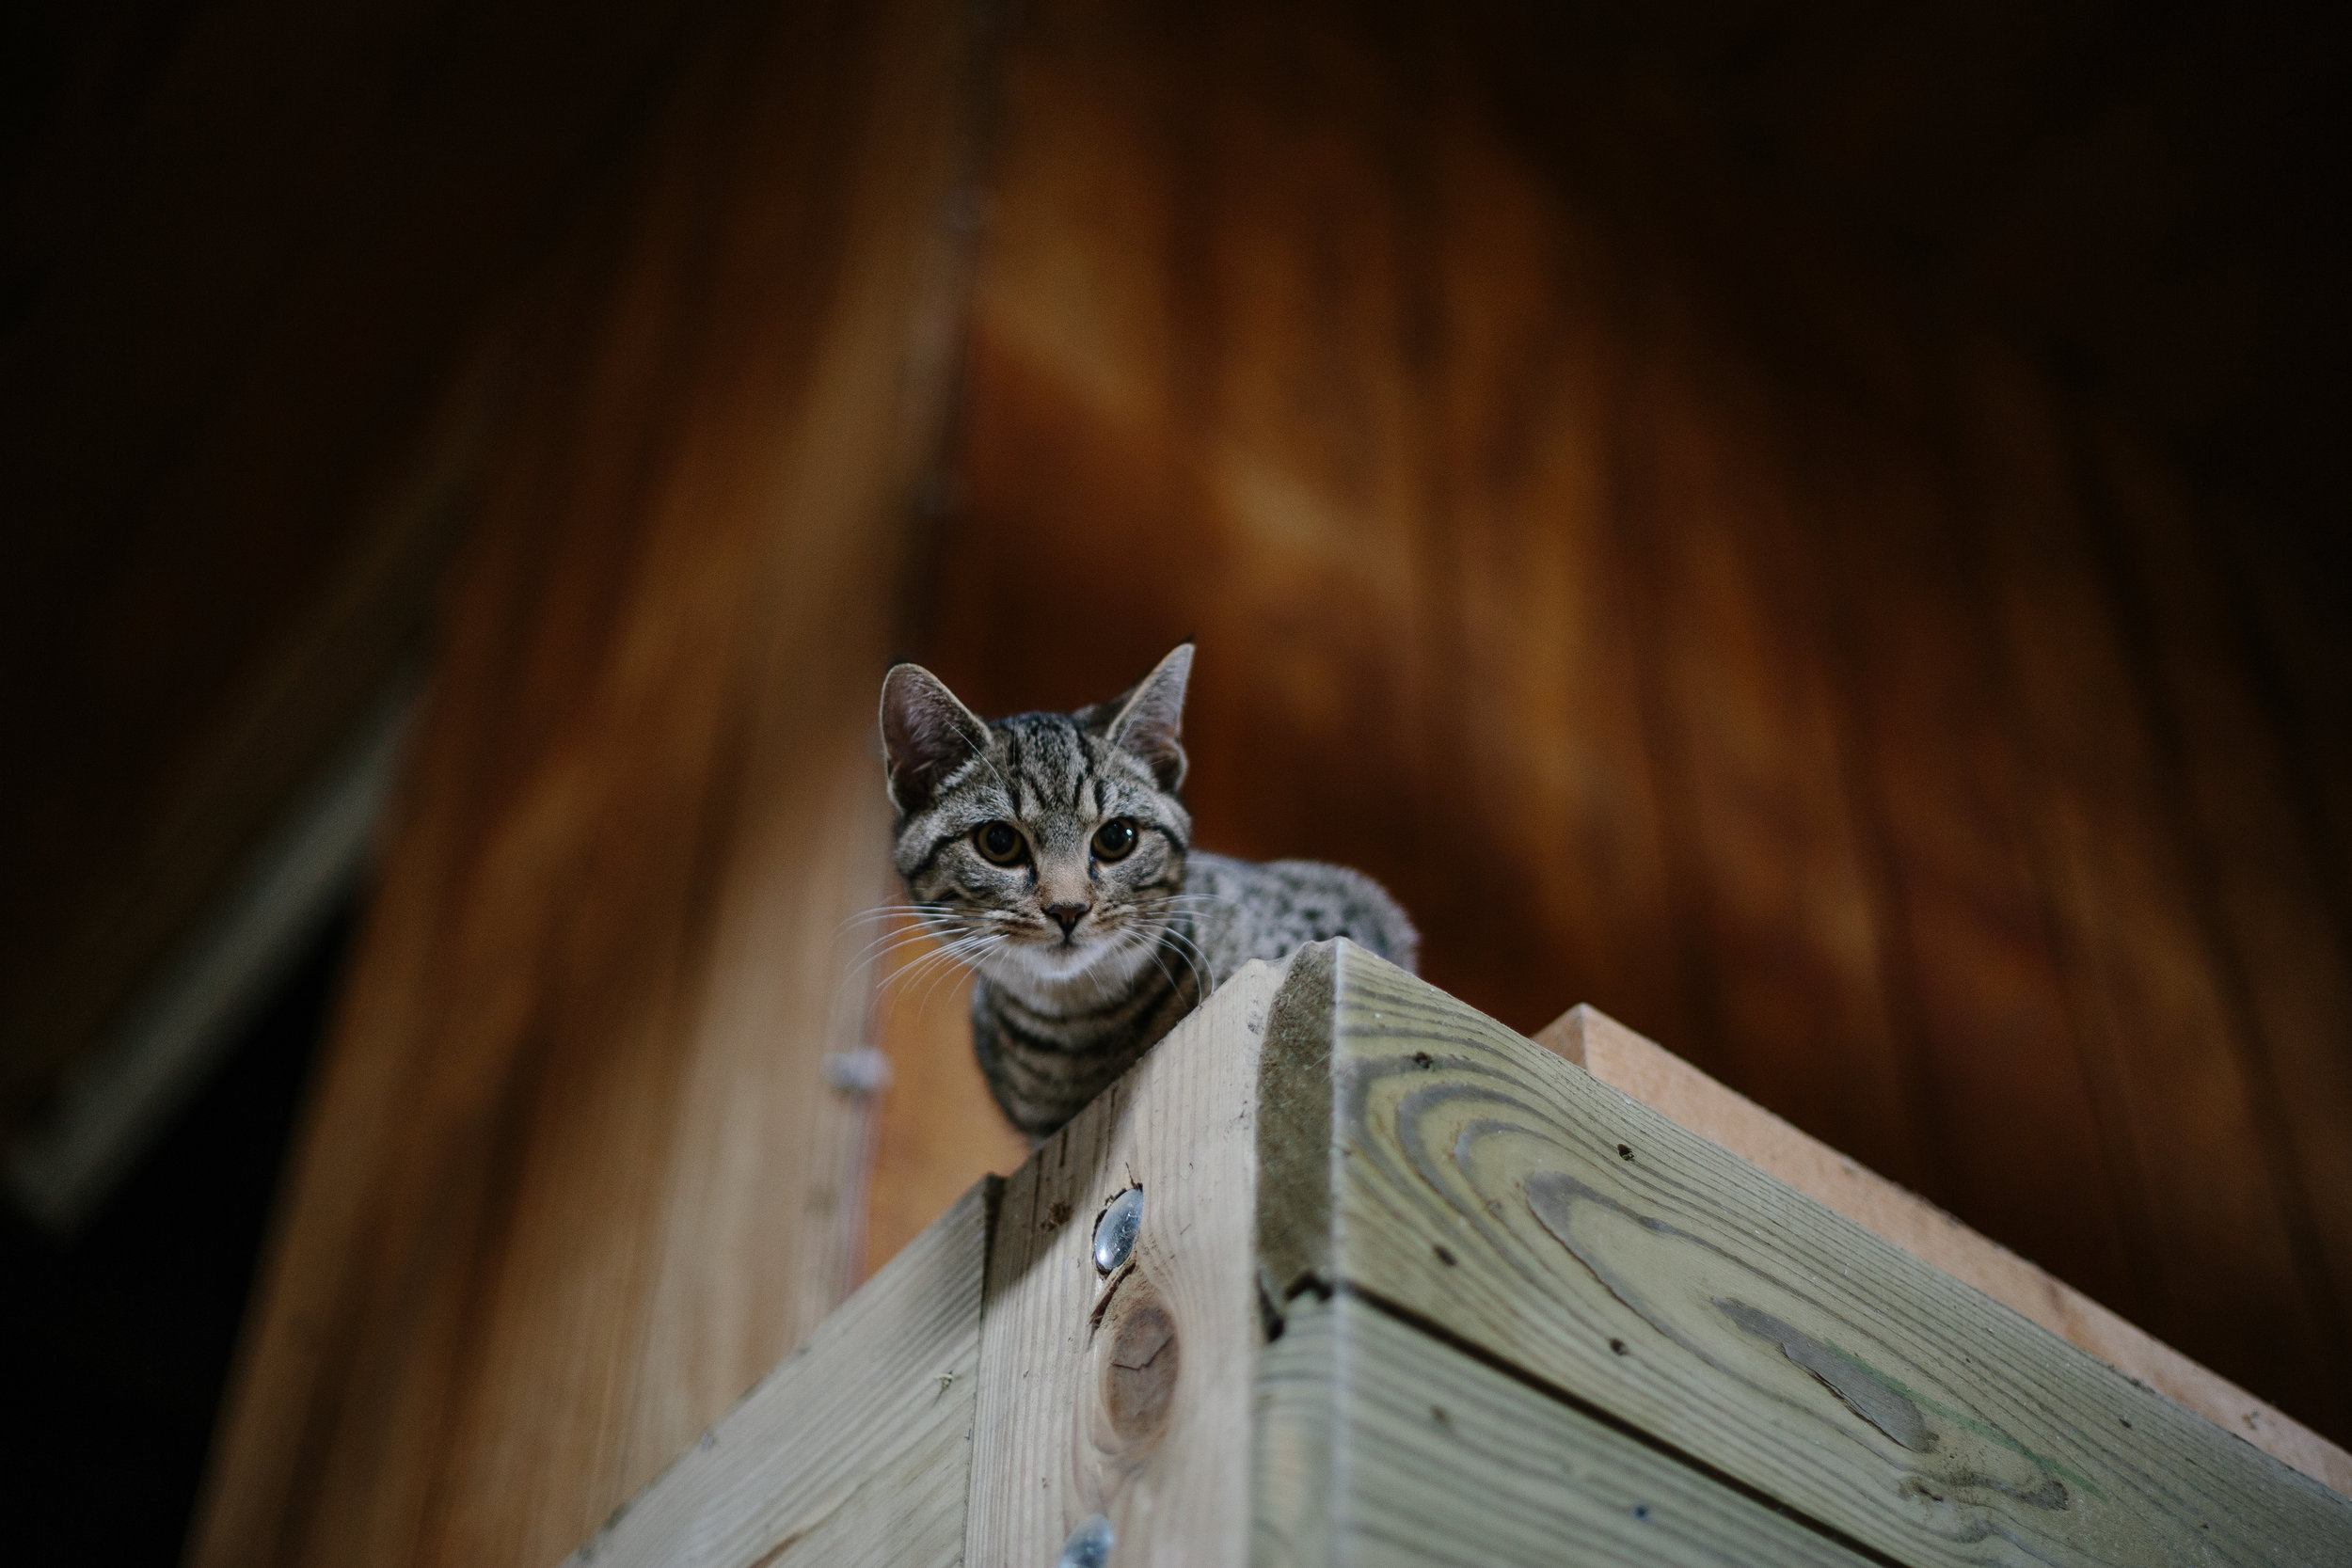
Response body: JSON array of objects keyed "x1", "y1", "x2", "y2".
[
  {"x1": 579, "y1": 942, "x2": 2351, "y2": 1565},
  {"x1": 1285, "y1": 942, "x2": 2352, "y2": 1563},
  {"x1": 964, "y1": 958, "x2": 1284, "y2": 1566},
  {"x1": 183, "y1": 0, "x2": 985, "y2": 1560},
  {"x1": 564, "y1": 1180, "x2": 996, "y2": 1568},
  {"x1": 1257, "y1": 1292, "x2": 1878, "y2": 1568},
  {"x1": 1538, "y1": 1001, "x2": 2352, "y2": 1497}
]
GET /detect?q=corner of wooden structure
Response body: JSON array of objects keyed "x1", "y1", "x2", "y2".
[
  {"x1": 1251, "y1": 940, "x2": 1339, "y2": 1318},
  {"x1": 1533, "y1": 1001, "x2": 2352, "y2": 1500},
  {"x1": 563, "y1": 954, "x2": 2350, "y2": 1568},
  {"x1": 962, "y1": 954, "x2": 1291, "y2": 1567},
  {"x1": 1321, "y1": 958, "x2": 2352, "y2": 1560}
]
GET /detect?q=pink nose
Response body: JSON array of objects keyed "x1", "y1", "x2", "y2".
[{"x1": 1044, "y1": 902, "x2": 1089, "y2": 936}]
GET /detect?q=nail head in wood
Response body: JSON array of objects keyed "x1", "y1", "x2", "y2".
[
  {"x1": 1093, "y1": 1186, "x2": 1142, "y2": 1275},
  {"x1": 1056, "y1": 1513, "x2": 1113, "y2": 1567}
]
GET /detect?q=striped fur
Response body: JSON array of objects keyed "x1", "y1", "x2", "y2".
[{"x1": 879, "y1": 644, "x2": 1418, "y2": 1138}]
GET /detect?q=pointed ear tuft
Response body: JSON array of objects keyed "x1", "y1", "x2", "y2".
[
  {"x1": 880, "y1": 664, "x2": 990, "y2": 815},
  {"x1": 1107, "y1": 642, "x2": 1193, "y2": 792}
]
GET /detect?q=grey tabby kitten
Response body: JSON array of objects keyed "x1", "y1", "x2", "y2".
[{"x1": 879, "y1": 643, "x2": 1418, "y2": 1138}]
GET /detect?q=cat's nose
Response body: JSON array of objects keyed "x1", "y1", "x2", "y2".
[{"x1": 1044, "y1": 902, "x2": 1089, "y2": 936}]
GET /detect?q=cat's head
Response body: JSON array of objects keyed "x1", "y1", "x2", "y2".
[{"x1": 878, "y1": 644, "x2": 1196, "y2": 992}]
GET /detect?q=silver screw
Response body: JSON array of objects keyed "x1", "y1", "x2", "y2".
[
  {"x1": 1057, "y1": 1513, "x2": 1114, "y2": 1568},
  {"x1": 1093, "y1": 1187, "x2": 1143, "y2": 1274}
]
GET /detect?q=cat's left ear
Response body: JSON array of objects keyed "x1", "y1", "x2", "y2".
[{"x1": 1106, "y1": 642, "x2": 1192, "y2": 792}]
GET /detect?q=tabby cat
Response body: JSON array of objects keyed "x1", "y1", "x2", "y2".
[{"x1": 879, "y1": 643, "x2": 1418, "y2": 1137}]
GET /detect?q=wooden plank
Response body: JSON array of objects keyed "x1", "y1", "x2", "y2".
[
  {"x1": 564, "y1": 1180, "x2": 993, "y2": 1568},
  {"x1": 1256, "y1": 1291, "x2": 1878, "y2": 1568},
  {"x1": 1538, "y1": 1003, "x2": 2352, "y2": 1497},
  {"x1": 183, "y1": 0, "x2": 984, "y2": 1560},
  {"x1": 964, "y1": 960, "x2": 1283, "y2": 1567},
  {"x1": 1263, "y1": 941, "x2": 2352, "y2": 1566}
]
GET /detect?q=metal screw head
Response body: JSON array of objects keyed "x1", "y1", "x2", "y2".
[
  {"x1": 1093, "y1": 1187, "x2": 1143, "y2": 1274},
  {"x1": 1057, "y1": 1513, "x2": 1114, "y2": 1568}
]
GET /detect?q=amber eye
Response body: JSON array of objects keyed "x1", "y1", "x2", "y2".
[
  {"x1": 974, "y1": 821, "x2": 1026, "y2": 864},
  {"x1": 1091, "y1": 818, "x2": 1139, "y2": 861}
]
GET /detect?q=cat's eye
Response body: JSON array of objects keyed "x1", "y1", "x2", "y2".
[
  {"x1": 1091, "y1": 818, "x2": 1139, "y2": 861},
  {"x1": 973, "y1": 821, "x2": 1027, "y2": 864}
]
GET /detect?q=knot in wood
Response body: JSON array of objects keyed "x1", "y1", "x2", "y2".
[{"x1": 1102, "y1": 1298, "x2": 1180, "y2": 1446}]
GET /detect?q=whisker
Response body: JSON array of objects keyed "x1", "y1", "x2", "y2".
[
  {"x1": 911, "y1": 931, "x2": 999, "y2": 1016},
  {"x1": 876, "y1": 928, "x2": 997, "y2": 994},
  {"x1": 849, "y1": 912, "x2": 987, "y2": 969},
  {"x1": 834, "y1": 900, "x2": 963, "y2": 937},
  {"x1": 1151, "y1": 917, "x2": 1213, "y2": 1001}
]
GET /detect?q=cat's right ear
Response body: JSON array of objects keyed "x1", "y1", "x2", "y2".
[{"x1": 879, "y1": 664, "x2": 990, "y2": 816}]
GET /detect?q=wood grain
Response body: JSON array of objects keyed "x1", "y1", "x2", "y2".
[
  {"x1": 184, "y1": 1, "x2": 982, "y2": 1561},
  {"x1": 1962, "y1": 342, "x2": 2347, "y2": 1421},
  {"x1": 1539, "y1": 1003, "x2": 2352, "y2": 1497},
  {"x1": 1788, "y1": 402, "x2": 2143, "y2": 1315},
  {"x1": 2080, "y1": 419, "x2": 2352, "y2": 1356},
  {"x1": 1257, "y1": 1291, "x2": 1879, "y2": 1568},
  {"x1": 1277, "y1": 942, "x2": 2352, "y2": 1566},
  {"x1": 1613, "y1": 298, "x2": 1931, "y2": 1194},
  {"x1": 964, "y1": 960, "x2": 1282, "y2": 1567},
  {"x1": 904, "y1": 0, "x2": 2352, "y2": 1442},
  {"x1": 564, "y1": 1180, "x2": 994, "y2": 1568}
]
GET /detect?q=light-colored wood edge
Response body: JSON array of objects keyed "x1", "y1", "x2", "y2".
[
  {"x1": 1329, "y1": 947, "x2": 2348, "y2": 1563},
  {"x1": 1538, "y1": 1002, "x2": 2352, "y2": 1498},
  {"x1": 965, "y1": 958, "x2": 1282, "y2": 1566},
  {"x1": 564, "y1": 1179, "x2": 995, "y2": 1567},
  {"x1": 1256, "y1": 1293, "x2": 1877, "y2": 1568}
]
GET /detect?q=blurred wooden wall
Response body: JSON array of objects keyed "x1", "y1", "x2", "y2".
[
  {"x1": 182, "y1": 0, "x2": 981, "y2": 1561},
  {"x1": 879, "y1": 0, "x2": 2352, "y2": 1445},
  {"x1": 0, "y1": 0, "x2": 748, "y2": 1133}
]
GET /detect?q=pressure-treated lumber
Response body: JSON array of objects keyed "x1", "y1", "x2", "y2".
[
  {"x1": 1538, "y1": 1002, "x2": 2352, "y2": 1497},
  {"x1": 1256, "y1": 1291, "x2": 1877, "y2": 1568},
  {"x1": 964, "y1": 959, "x2": 1284, "y2": 1566},
  {"x1": 571, "y1": 941, "x2": 2352, "y2": 1567},
  {"x1": 564, "y1": 1180, "x2": 993, "y2": 1568},
  {"x1": 1275, "y1": 942, "x2": 2352, "y2": 1564}
]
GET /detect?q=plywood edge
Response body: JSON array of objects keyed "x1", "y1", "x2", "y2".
[{"x1": 1536, "y1": 1003, "x2": 2352, "y2": 1498}]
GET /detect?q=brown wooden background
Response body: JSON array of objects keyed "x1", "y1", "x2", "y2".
[
  {"x1": 3, "y1": 0, "x2": 2346, "y2": 1558},
  {"x1": 876, "y1": 0, "x2": 2352, "y2": 1447}
]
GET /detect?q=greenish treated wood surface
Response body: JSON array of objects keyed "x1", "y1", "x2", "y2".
[
  {"x1": 1258, "y1": 942, "x2": 2352, "y2": 1568},
  {"x1": 966, "y1": 960, "x2": 1280, "y2": 1567},
  {"x1": 563, "y1": 1180, "x2": 994, "y2": 1568},
  {"x1": 1257, "y1": 1291, "x2": 1875, "y2": 1567}
]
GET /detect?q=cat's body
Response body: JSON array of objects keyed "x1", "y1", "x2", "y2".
[{"x1": 880, "y1": 645, "x2": 1417, "y2": 1138}]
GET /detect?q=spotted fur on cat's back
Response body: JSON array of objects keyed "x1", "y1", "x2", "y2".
[{"x1": 879, "y1": 642, "x2": 1417, "y2": 1137}]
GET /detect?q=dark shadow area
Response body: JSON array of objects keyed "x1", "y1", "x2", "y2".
[{"x1": 0, "y1": 900, "x2": 358, "y2": 1567}]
